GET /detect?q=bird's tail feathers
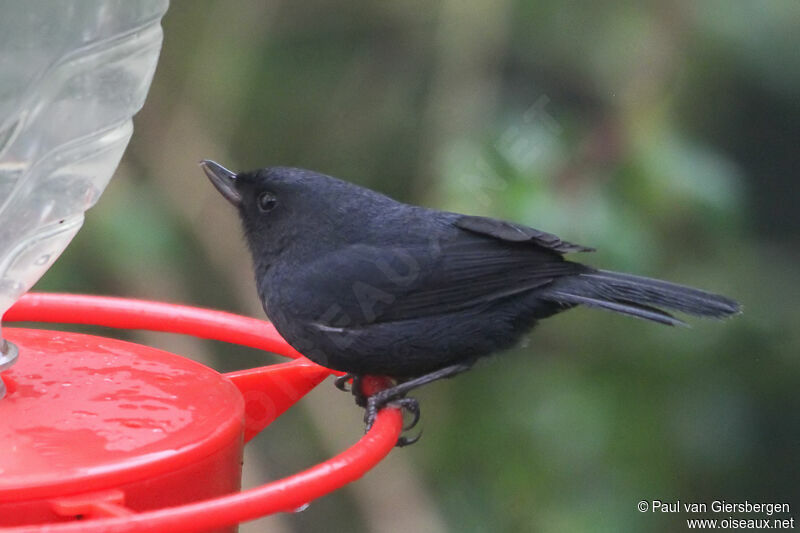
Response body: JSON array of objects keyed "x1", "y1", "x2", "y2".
[{"x1": 541, "y1": 269, "x2": 740, "y2": 326}]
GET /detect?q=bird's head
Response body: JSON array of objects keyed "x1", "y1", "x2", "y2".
[{"x1": 200, "y1": 160, "x2": 398, "y2": 267}]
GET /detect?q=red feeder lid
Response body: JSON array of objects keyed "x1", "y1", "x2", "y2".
[{"x1": 0, "y1": 328, "x2": 244, "y2": 502}]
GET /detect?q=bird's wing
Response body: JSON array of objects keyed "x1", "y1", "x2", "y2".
[
  {"x1": 453, "y1": 214, "x2": 594, "y2": 253},
  {"x1": 285, "y1": 230, "x2": 587, "y2": 328}
]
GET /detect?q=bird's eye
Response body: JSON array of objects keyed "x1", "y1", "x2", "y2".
[{"x1": 257, "y1": 191, "x2": 278, "y2": 212}]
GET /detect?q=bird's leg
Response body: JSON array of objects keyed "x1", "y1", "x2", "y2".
[{"x1": 363, "y1": 363, "x2": 473, "y2": 444}]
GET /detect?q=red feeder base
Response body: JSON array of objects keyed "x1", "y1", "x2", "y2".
[{"x1": 0, "y1": 294, "x2": 403, "y2": 532}]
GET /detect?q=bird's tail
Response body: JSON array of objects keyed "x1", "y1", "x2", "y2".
[{"x1": 540, "y1": 269, "x2": 741, "y2": 326}]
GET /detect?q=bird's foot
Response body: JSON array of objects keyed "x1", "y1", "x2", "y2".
[
  {"x1": 335, "y1": 375, "x2": 422, "y2": 446},
  {"x1": 335, "y1": 364, "x2": 474, "y2": 447},
  {"x1": 364, "y1": 393, "x2": 422, "y2": 447}
]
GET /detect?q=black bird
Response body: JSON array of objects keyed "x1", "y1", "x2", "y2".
[{"x1": 201, "y1": 160, "x2": 739, "y2": 443}]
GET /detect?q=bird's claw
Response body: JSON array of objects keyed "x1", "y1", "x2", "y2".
[
  {"x1": 333, "y1": 374, "x2": 367, "y2": 407},
  {"x1": 393, "y1": 397, "x2": 421, "y2": 431},
  {"x1": 334, "y1": 373, "x2": 353, "y2": 392},
  {"x1": 392, "y1": 397, "x2": 422, "y2": 447},
  {"x1": 396, "y1": 431, "x2": 422, "y2": 447}
]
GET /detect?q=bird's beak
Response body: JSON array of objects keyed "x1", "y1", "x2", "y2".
[{"x1": 200, "y1": 159, "x2": 241, "y2": 206}]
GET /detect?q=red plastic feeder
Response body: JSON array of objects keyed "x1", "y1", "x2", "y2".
[{"x1": 0, "y1": 293, "x2": 402, "y2": 532}]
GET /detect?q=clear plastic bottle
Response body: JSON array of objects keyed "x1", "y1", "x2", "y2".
[{"x1": 0, "y1": 0, "x2": 169, "y2": 395}]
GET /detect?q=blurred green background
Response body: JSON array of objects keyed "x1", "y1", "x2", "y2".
[{"x1": 38, "y1": 1, "x2": 799, "y2": 532}]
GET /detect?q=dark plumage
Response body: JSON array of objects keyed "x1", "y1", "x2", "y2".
[{"x1": 201, "y1": 160, "x2": 740, "y2": 438}]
